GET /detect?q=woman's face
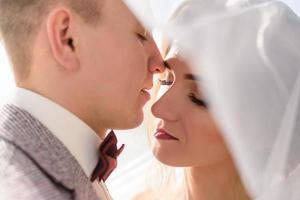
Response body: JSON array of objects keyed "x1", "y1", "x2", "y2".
[{"x1": 151, "y1": 56, "x2": 230, "y2": 167}]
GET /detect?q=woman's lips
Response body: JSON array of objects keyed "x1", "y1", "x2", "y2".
[{"x1": 154, "y1": 129, "x2": 179, "y2": 140}]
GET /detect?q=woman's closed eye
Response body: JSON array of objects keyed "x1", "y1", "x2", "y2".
[
  {"x1": 158, "y1": 79, "x2": 173, "y2": 86},
  {"x1": 158, "y1": 68, "x2": 174, "y2": 86},
  {"x1": 188, "y1": 92, "x2": 208, "y2": 108}
]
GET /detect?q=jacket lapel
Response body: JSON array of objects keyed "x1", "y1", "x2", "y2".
[{"x1": 0, "y1": 104, "x2": 100, "y2": 200}]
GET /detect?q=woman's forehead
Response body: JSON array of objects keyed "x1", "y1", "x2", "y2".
[{"x1": 165, "y1": 42, "x2": 180, "y2": 60}]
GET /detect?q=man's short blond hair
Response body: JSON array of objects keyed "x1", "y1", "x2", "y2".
[{"x1": 0, "y1": 0, "x2": 102, "y2": 80}]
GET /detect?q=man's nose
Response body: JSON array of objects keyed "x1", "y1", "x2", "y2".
[{"x1": 147, "y1": 40, "x2": 165, "y2": 74}]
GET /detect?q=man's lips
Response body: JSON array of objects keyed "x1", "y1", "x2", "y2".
[
  {"x1": 141, "y1": 89, "x2": 150, "y2": 94},
  {"x1": 154, "y1": 129, "x2": 179, "y2": 140},
  {"x1": 140, "y1": 89, "x2": 150, "y2": 101}
]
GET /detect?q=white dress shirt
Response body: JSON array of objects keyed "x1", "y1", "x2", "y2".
[{"x1": 10, "y1": 87, "x2": 112, "y2": 200}]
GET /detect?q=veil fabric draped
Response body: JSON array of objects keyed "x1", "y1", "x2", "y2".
[{"x1": 124, "y1": 0, "x2": 300, "y2": 199}]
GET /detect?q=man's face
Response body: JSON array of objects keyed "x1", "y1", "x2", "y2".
[{"x1": 74, "y1": 0, "x2": 163, "y2": 131}]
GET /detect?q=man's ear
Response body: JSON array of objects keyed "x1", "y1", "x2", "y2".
[{"x1": 46, "y1": 8, "x2": 80, "y2": 71}]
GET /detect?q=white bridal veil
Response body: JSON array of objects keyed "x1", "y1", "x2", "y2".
[{"x1": 124, "y1": 0, "x2": 300, "y2": 199}]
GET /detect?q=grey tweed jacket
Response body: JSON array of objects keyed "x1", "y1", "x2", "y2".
[{"x1": 0, "y1": 104, "x2": 100, "y2": 200}]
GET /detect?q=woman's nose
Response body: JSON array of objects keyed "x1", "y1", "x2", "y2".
[{"x1": 151, "y1": 90, "x2": 178, "y2": 121}]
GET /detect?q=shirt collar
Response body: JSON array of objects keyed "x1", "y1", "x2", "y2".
[{"x1": 9, "y1": 87, "x2": 101, "y2": 178}]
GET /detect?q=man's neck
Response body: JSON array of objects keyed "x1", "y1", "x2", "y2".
[
  {"x1": 183, "y1": 158, "x2": 250, "y2": 200},
  {"x1": 17, "y1": 84, "x2": 107, "y2": 140}
]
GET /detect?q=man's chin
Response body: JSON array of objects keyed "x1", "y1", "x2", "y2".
[{"x1": 115, "y1": 113, "x2": 144, "y2": 130}]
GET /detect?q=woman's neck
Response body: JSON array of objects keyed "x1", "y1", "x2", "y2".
[{"x1": 183, "y1": 158, "x2": 250, "y2": 200}]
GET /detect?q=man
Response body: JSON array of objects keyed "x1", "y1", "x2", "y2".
[{"x1": 0, "y1": 0, "x2": 164, "y2": 199}]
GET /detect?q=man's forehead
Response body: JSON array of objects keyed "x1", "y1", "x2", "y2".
[
  {"x1": 102, "y1": 0, "x2": 136, "y2": 20},
  {"x1": 123, "y1": 0, "x2": 156, "y2": 28}
]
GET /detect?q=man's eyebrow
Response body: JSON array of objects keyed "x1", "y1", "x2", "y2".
[
  {"x1": 136, "y1": 22, "x2": 149, "y2": 34},
  {"x1": 184, "y1": 73, "x2": 201, "y2": 81},
  {"x1": 136, "y1": 21, "x2": 144, "y2": 29}
]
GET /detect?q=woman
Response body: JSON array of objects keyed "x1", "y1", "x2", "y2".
[
  {"x1": 133, "y1": 44, "x2": 250, "y2": 200},
  {"x1": 133, "y1": 0, "x2": 300, "y2": 199}
]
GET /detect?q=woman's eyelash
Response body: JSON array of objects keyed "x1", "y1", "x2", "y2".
[
  {"x1": 137, "y1": 33, "x2": 148, "y2": 41},
  {"x1": 188, "y1": 93, "x2": 208, "y2": 108},
  {"x1": 158, "y1": 79, "x2": 173, "y2": 86}
]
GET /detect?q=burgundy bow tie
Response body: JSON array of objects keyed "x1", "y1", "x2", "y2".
[{"x1": 91, "y1": 130, "x2": 125, "y2": 182}]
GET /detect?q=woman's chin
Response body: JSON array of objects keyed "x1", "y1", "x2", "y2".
[
  {"x1": 152, "y1": 146, "x2": 200, "y2": 167},
  {"x1": 152, "y1": 148, "x2": 183, "y2": 167}
]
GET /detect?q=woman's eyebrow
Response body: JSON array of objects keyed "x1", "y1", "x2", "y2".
[
  {"x1": 164, "y1": 61, "x2": 171, "y2": 69},
  {"x1": 184, "y1": 73, "x2": 201, "y2": 81}
]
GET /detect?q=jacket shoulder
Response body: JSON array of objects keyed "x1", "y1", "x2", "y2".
[{"x1": 0, "y1": 137, "x2": 74, "y2": 200}]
